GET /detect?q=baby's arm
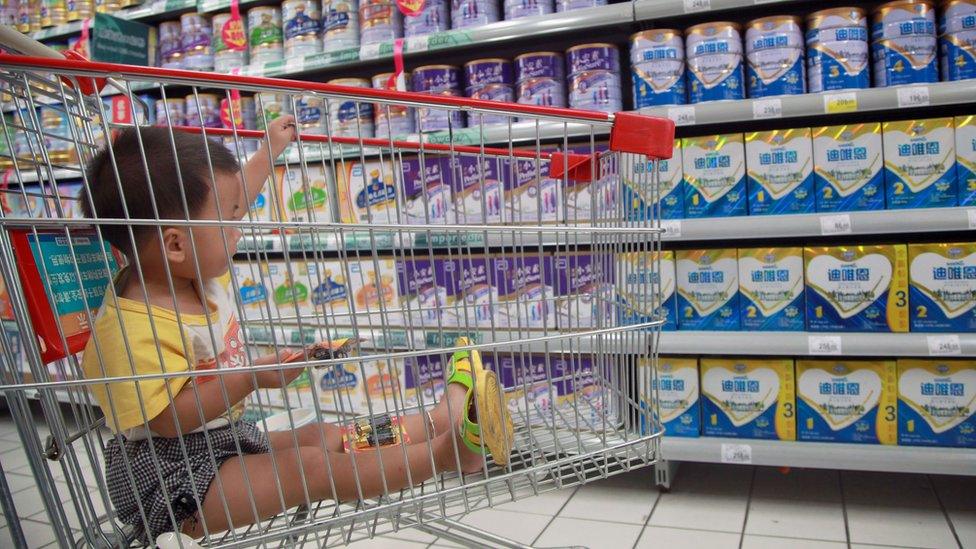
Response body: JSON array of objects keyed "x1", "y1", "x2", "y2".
[
  {"x1": 147, "y1": 351, "x2": 297, "y2": 437},
  {"x1": 239, "y1": 114, "x2": 296, "y2": 210}
]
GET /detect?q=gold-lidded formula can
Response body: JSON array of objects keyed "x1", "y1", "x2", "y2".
[
  {"x1": 248, "y1": 5, "x2": 284, "y2": 65},
  {"x1": 66, "y1": 0, "x2": 94, "y2": 21},
  {"x1": 40, "y1": 0, "x2": 68, "y2": 28}
]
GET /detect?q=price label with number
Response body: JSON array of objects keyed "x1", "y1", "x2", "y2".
[
  {"x1": 683, "y1": 0, "x2": 711, "y2": 12},
  {"x1": 808, "y1": 335, "x2": 842, "y2": 355},
  {"x1": 359, "y1": 43, "x2": 382, "y2": 60},
  {"x1": 824, "y1": 92, "x2": 858, "y2": 114},
  {"x1": 896, "y1": 86, "x2": 930, "y2": 108},
  {"x1": 660, "y1": 220, "x2": 682, "y2": 239},
  {"x1": 820, "y1": 214, "x2": 852, "y2": 235},
  {"x1": 721, "y1": 443, "x2": 752, "y2": 464},
  {"x1": 406, "y1": 35, "x2": 429, "y2": 52},
  {"x1": 927, "y1": 334, "x2": 962, "y2": 356},
  {"x1": 667, "y1": 106, "x2": 696, "y2": 126},
  {"x1": 285, "y1": 57, "x2": 305, "y2": 74},
  {"x1": 752, "y1": 98, "x2": 782, "y2": 119}
]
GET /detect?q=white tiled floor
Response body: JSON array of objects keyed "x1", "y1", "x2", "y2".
[{"x1": 0, "y1": 411, "x2": 971, "y2": 549}]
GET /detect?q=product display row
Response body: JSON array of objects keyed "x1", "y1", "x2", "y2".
[
  {"x1": 644, "y1": 116, "x2": 976, "y2": 221},
  {"x1": 642, "y1": 356, "x2": 975, "y2": 449},
  {"x1": 641, "y1": 243, "x2": 976, "y2": 334},
  {"x1": 0, "y1": 0, "x2": 125, "y2": 31}
]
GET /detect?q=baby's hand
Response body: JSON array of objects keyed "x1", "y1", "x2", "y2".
[
  {"x1": 265, "y1": 114, "x2": 296, "y2": 157},
  {"x1": 253, "y1": 349, "x2": 303, "y2": 388}
]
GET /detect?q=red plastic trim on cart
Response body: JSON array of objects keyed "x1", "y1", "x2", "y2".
[{"x1": 0, "y1": 53, "x2": 676, "y2": 157}]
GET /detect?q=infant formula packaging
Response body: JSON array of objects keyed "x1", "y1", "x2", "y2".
[
  {"x1": 883, "y1": 117, "x2": 958, "y2": 209},
  {"x1": 622, "y1": 140, "x2": 684, "y2": 220},
  {"x1": 908, "y1": 242, "x2": 976, "y2": 332},
  {"x1": 745, "y1": 128, "x2": 815, "y2": 215},
  {"x1": 639, "y1": 356, "x2": 700, "y2": 437},
  {"x1": 797, "y1": 359, "x2": 898, "y2": 444},
  {"x1": 897, "y1": 359, "x2": 976, "y2": 448},
  {"x1": 804, "y1": 245, "x2": 909, "y2": 332},
  {"x1": 738, "y1": 247, "x2": 805, "y2": 331},
  {"x1": 812, "y1": 123, "x2": 885, "y2": 212},
  {"x1": 682, "y1": 133, "x2": 747, "y2": 218},
  {"x1": 956, "y1": 115, "x2": 976, "y2": 205},
  {"x1": 618, "y1": 250, "x2": 677, "y2": 331},
  {"x1": 676, "y1": 248, "x2": 740, "y2": 331},
  {"x1": 700, "y1": 357, "x2": 796, "y2": 440}
]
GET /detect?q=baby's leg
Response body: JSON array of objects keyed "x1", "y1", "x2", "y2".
[{"x1": 183, "y1": 430, "x2": 477, "y2": 538}]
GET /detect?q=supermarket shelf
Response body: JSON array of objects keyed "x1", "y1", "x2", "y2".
[
  {"x1": 7, "y1": 168, "x2": 84, "y2": 184},
  {"x1": 660, "y1": 207, "x2": 976, "y2": 242},
  {"x1": 31, "y1": 0, "x2": 198, "y2": 42},
  {"x1": 640, "y1": 80, "x2": 976, "y2": 129},
  {"x1": 239, "y1": 3, "x2": 634, "y2": 78},
  {"x1": 661, "y1": 437, "x2": 976, "y2": 476},
  {"x1": 659, "y1": 331, "x2": 976, "y2": 357}
]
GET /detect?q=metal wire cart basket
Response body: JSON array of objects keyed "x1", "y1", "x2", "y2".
[{"x1": 0, "y1": 33, "x2": 673, "y2": 548}]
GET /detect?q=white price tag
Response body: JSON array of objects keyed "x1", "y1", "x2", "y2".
[
  {"x1": 752, "y1": 98, "x2": 782, "y2": 119},
  {"x1": 359, "y1": 43, "x2": 382, "y2": 60},
  {"x1": 667, "y1": 106, "x2": 696, "y2": 126},
  {"x1": 897, "y1": 85, "x2": 930, "y2": 108},
  {"x1": 285, "y1": 57, "x2": 305, "y2": 74},
  {"x1": 683, "y1": 0, "x2": 711, "y2": 12},
  {"x1": 927, "y1": 334, "x2": 962, "y2": 356},
  {"x1": 721, "y1": 443, "x2": 752, "y2": 464},
  {"x1": 661, "y1": 220, "x2": 682, "y2": 238},
  {"x1": 406, "y1": 34, "x2": 429, "y2": 52},
  {"x1": 820, "y1": 213, "x2": 852, "y2": 235},
  {"x1": 968, "y1": 209, "x2": 976, "y2": 229},
  {"x1": 808, "y1": 335, "x2": 842, "y2": 355}
]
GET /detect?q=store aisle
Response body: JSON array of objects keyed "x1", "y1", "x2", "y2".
[{"x1": 0, "y1": 413, "x2": 970, "y2": 549}]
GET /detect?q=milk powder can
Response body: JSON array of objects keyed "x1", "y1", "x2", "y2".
[
  {"x1": 451, "y1": 0, "x2": 500, "y2": 29},
  {"x1": 327, "y1": 78, "x2": 375, "y2": 138},
  {"x1": 181, "y1": 13, "x2": 214, "y2": 71},
  {"x1": 872, "y1": 0, "x2": 939, "y2": 86},
  {"x1": 248, "y1": 6, "x2": 284, "y2": 65},
  {"x1": 404, "y1": 0, "x2": 448, "y2": 37},
  {"x1": 158, "y1": 20, "x2": 184, "y2": 69},
  {"x1": 372, "y1": 72, "x2": 416, "y2": 137},
  {"x1": 360, "y1": 0, "x2": 402, "y2": 45},
  {"x1": 465, "y1": 58, "x2": 515, "y2": 126},
  {"x1": 556, "y1": 0, "x2": 605, "y2": 11},
  {"x1": 504, "y1": 0, "x2": 553, "y2": 20},
  {"x1": 686, "y1": 21, "x2": 745, "y2": 103},
  {"x1": 806, "y1": 7, "x2": 870, "y2": 91},
  {"x1": 322, "y1": 0, "x2": 360, "y2": 51},
  {"x1": 213, "y1": 13, "x2": 249, "y2": 73},
  {"x1": 745, "y1": 15, "x2": 806, "y2": 97},
  {"x1": 283, "y1": 0, "x2": 323, "y2": 58},
  {"x1": 939, "y1": 0, "x2": 976, "y2": 81},
  {"x1": 631, "y1": 29, "x2": 686, "y2": 107},
  {"x1": 412, "y1": 65, "x2": 465, "y2": 131}
]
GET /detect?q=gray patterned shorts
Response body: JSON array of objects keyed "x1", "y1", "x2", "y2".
[{"x1": 104, "y1": 420, "x2": 270, "y2": 544}]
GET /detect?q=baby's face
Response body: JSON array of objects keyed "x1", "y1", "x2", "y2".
[{"x1": 182, "y1": 170, "x2": 244, "y2": 278}]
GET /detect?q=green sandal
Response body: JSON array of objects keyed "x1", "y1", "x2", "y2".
[{"x1": 447, "y1": 338, "x2": 514, "y2": 466}]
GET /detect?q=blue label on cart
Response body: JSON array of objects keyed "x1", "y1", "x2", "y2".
[{"x1": 28, "y1": 232, "x2": 119, "y2": 321}]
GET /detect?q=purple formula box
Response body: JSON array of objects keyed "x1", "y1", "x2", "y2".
[
  {"x1": 562, "y1": 142, "x2": 617, "y2": 223},
  {"x1": 402, "y1": 353, "x2": 449, "y2": 410},
  {"x1": 395, "y1": 257, "x2": 462, "y2": 328},
  {"x1": 491, "y1": 255, "x2": 556, "y2": 330},
  {"x1": 552, "y1": 253, "x2": 616, "y2": 330},
  {"x1": 502, "y1": 152, "x2": 563, "y2": 224},
  {"x1": 454, "y1": 256, "x2": 495, "y2": 328},
  {"x1": 401, "y1": 155, "x2": 455, "y2": 225},
  {"x1": 449, "y1": 154, "x2": 504, "y2": 224}
]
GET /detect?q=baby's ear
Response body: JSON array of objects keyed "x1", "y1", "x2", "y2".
[{"x1": 162, "y1": 227, "x2": 187, "y2": 264}]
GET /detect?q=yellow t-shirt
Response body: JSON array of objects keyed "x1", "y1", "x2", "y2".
[{"x1": 81, "y1": 271, "x2": 247, "y2": 439}]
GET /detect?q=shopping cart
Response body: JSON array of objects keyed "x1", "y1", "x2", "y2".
[{"x1": 0, "y1": 30, "x2": 673, "y2": 549}]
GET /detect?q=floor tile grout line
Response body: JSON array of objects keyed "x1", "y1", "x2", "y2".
[
  {"x1": 926, "y1": 474, "x2": 963, "y2": 549},
  {"x1": 528, "y1": 485, "x2": 580, "y2": 547},
  {"x1": 737, "y1": 466, "x2": 757, "y2": 549},
  {"x1": 839, "y1": 470, "x2": 851, "y2": 549},
  {"x1": 630, "y1": 485, "x2": 661, "y2": 549}
]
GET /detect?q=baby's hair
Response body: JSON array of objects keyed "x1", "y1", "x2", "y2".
[{"x1": 82, "y1": 127, "x2": 239, "y2": 257}]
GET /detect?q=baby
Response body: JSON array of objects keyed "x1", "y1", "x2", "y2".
[{"x1": 79, "y1": 117, "x2": 506, "y2": 542}]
